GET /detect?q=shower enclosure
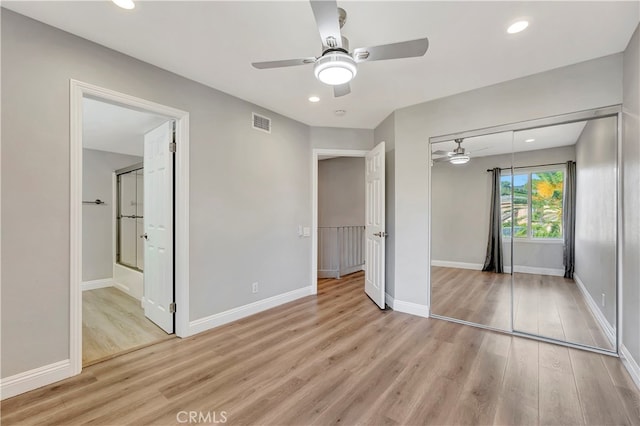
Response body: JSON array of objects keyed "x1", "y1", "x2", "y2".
[{"x1": 116, "y1": 163, "x2": 144, "y2": 271}]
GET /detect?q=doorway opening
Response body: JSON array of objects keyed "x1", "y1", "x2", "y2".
[
  {"x1": 81, "y1": 98, "x2": 173, "y2": 366},
  {"x1": 70, "y1": 80, "x2": 190, "y2": 375},
  {"x1": 311, "y1": 144, "x2": 386, "y2": 309}
]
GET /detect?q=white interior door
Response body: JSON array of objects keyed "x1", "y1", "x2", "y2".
[
  {"x1": 143, "y1": 121, "x2": 174, "y2": 333},
  {"x1": 365, "y1": 141, "x2": 386, "y2": 309}
]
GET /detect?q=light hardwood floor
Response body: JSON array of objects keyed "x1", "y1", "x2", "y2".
[
  {"x1": 431, "y1": 267, "x2": 614, "y2": 350},
  {"x1": 513, "y1": 272, "x2": 614, "y2": 350},
  {"x1": 83, "y1": 287, "x2": 173, "y2": 366},
  {"x1": 431, "y1": 267, "x2": 511, "y2": 330},
  {"x1": 3, "y1": 271, "x2": 639, "y2": 425}
]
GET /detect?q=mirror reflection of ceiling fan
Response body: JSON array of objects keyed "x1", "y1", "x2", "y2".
[
  {"x1": 251, "y1": 0, "x2": 430, "y2": 97},
  {"x1": 432, "y1": 138, "x2": 486, "y2": 165}
]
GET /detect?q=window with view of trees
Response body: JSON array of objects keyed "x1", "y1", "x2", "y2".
[{"x1": 500, "y1": 169, "x2": 564, "y2": 239}]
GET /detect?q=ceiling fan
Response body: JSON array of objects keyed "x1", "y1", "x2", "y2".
[
  {"x1": 251, "y1": 0, "x2": 429, "y2": 97},
  {"x1": 432, "y1": 139, "x2": 472, "y2": 165}
]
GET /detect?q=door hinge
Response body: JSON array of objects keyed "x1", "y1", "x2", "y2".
[
  {"x1": 169, "y1": 302, "x2": 176, "y2": 314},
  {"x1": 169, "y1": 142, "x2": 176, "y2": 153}
]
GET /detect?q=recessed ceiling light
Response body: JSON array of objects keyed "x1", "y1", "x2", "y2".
[
  {"x1": 308, "y1": 96, "x2": 320, "y2": 103},
  {"x1": 507, "y1": 20, "x2": 529, "y2": 34},
  {"x1": 112, "y1": 0, "x2": 135, "y2": 9},
  {"x1": 525, "y1": 138, "x2": 535, "y2": 143},
  {"x1": 335, "y1": 110, "x2": 346, "y2": 116}
]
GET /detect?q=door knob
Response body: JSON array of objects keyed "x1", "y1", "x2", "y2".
[
  {"x1": 141, "y1": 233, "x2": 148, "y2": 240},
  {"x1": 373, "y1": 231, "x2": 388, "y2": 238}
]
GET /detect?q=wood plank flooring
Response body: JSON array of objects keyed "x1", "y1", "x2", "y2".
[
  {"x1": 2, "y1": 271, "x2": 639, "y2": 425},
  {"x1": 431, "y1": 267, "x2": 614, "y2": 350},
  {"x1": 431, "y1": 267, "x2": 511, "y2": 330},
  {"x1": 83, "y1": 287, "x2": 172, "y2": 366}
]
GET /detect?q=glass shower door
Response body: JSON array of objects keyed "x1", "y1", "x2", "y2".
[{"x1": 117, "y1": 166, "x2": 144, "y2": 271}]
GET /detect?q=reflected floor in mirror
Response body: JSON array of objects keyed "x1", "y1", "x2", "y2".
[
  {"x1": 513, "y1": 273, "x2": 614, "y2": 351},
  {"x1": 431, "y1": 267, "x2": 614, "y2": 350},
  {"x1": 431, "y1": 267, "x2": 511, "y2": 330}
]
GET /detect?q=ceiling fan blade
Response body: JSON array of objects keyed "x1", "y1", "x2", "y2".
[
  {"x1": 251, "y1": 57, "x2": 317, "y2": 69},
  {"x1": 333, "y1": 83, "x2": 351, "y2": 97},
  {"x1": 310, "y1": 0, "x2": 343, "y2": 48},
  {"x1": 432, "y1": 150, "x2": 451, "y2": 156},
  {"x1": 352, "y1": 37, "x2": 429, "y2": 63}
]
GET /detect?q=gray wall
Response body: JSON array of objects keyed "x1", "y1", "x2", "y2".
[
  {"x1": 431, "y1": 146, "x2": 575, "y2": 270},
  {"x1": 318, "y1": 157, "x2": 365, "y2": 227},
  {"x1": 82, "y1": 149, "x2": 142, "y2": 281},
  {"x1": 623, "y1": 24, "x2": 640, "y2": 362},
  {"x1": 310, "y1": 126, "x2": 374, "y2": 150},
  {"x1": 1, "y1": 10, "x2": 312, "y2": 378},
  {"x1": 374, "y1": 112, "x2": 396, "y2": 299},
  {"x1": 574, "y1": 117, "x2": 618, "y2": 327},
  {"x1": 392, "y1": 54, "x2": 623, "y2": 305}
]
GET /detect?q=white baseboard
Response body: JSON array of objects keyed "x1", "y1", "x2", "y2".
[
  {"x1": 385, "y1": 292, "x2": 395, "y2": 309},
  {"x1": 0, "y1": 360, "x2": 72, "y2": 400},
  {"x1": 574, "y1": 273, "x2": 616, "y2": 346},
  {"x1": 620, "y1": 345, "x2": 640, "y2": 391},
  {"x1": 505, "y1": 265, "x2": 565, "y2": 276},
  {"x1": 385, "y1": 293, "x2": 429, "y2": 318},
  {"x1": 81, "y1": 278, "x2": 113, "y2": 291},
  {"x1": 189, "y1": 286, "x2": 314, "y2": 336},
  {"x1": 431, "y1": 260, "x2": 483, "y2": 270},
  {"x1": 431, "y1": 260, "x2": 564, "y2": 277}
]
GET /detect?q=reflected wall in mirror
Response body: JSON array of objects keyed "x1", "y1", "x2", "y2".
[
  {"x1": 511, "y1": 116, "x2": 617, "y2": 351},
  {"x1": 430, "y1": 131, "x2": 514, "y2": 331}
]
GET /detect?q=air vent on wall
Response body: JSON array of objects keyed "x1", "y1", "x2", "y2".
[{"x1": 252, "y1": 112, "x2": 271, "y2": 134}]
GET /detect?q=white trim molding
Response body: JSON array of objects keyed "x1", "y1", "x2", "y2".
[
  {"x1": 385, "y1": 293, "x2": 429, "y2": 318},
  {"x1": 385, "y1": 292, "x2": 395, "y2": 309},
  {"x1": 431, "y1": 260, "x2": 483, "y2": 270},
  {"x1": 431, "y1": 260, "x2": 564, "y2": 277},
  {"x1": 70, "y1": 80, "x2": 190, "y2": 381},
  {"x1": 506, "y1": 265, "x2": 565, "y2": 277},
  {"x1": 620, "y1": 345, "x2": 640, "y2": 391},
  {"x1": 574, "y1": 273, "x2": 616, "y2": 346},
  {"x1": 189, "y1": 286, "x2": 314, "y2": 336},
  {"x1": 390, "y1": 299, "x2": 430, "y2": 318},
  {"x1": 0, "y1": 360, "x2": 72, "y2": 400},
  {"x1": 81, "y1": 278, "x2": 114, "y2": 291}
]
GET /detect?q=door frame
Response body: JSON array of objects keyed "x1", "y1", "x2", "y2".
[
  {"x1": 311, "y1": 148, "x2": 369, "y2": 294},
  {"x1": 70, "y1": 79, "x2": 190, "y2": 375}
]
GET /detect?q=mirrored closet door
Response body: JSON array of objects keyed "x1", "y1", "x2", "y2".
[
  {"x1": 511, "y1": 116, "x2": 618, "y2": 352},
  {"x1": 429, "y1": 108, "x2": 619, "y2": 354},
  {"x1": 430, "y1": 131, "x2": 514, "y2": 331}
]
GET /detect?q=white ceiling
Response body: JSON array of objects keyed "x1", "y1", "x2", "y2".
[
  {"x1": 4, "y1": 1, "x2": 639, "y2": 129},
  {"x1": 432, "y1": 120, "x2": 588, "y2": 158},
  {"x1": 83, "y1": 97, "x2": 169, "y2": 156}
]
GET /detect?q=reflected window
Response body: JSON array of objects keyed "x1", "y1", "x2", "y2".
[{"x1": 501, "y1": 169, "x2": 564, "y2": 239}]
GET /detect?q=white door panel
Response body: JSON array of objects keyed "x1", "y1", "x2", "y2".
[
  {"x1": 143, "y1": 121, "x2": 174, "y2": 333},
  {"x1": 365, "y1": 142, "x2": 386, "y2": 309}
]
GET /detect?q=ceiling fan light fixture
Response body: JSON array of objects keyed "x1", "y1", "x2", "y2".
[
  {"x1": 449, "y1": 155, "x2": 470, "y2": 165},
  {"x1": 314, "y1": 52, "x2": 357, "y2": 86}
]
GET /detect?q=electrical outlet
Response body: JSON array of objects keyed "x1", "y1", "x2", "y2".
[
  {"x1": 601, "y1": 293, "x2": 606, "y2": 307},
  {"x1": 252, "y1": 282, "x2": 259, "y2": 294}
]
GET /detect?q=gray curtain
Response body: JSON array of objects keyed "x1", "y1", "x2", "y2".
[
  {"x1": 482, "y1": 168, "x2": 503, "y2": 273},
  {"x1": 563, "y1": 161, "x2": 577, "y2": 278}
]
